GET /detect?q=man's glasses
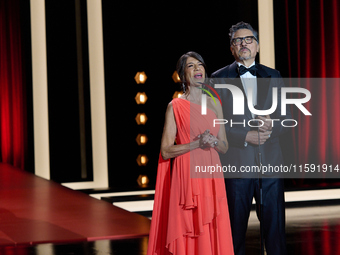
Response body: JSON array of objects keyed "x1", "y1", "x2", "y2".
[{"x1": 231, "y1": 36, "x2": 258, "y2": 46}]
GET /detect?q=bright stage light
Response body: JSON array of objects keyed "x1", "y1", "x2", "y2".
[
  {"x1": 172, "y1": 71, "x2": 181, "y2": 83},
  {"x1": 135, "y1": 92, "x2": 148, "y2": 104},
  {"x1": 136, "y1": 154, "x2": 148, "y2": 166},
  {"x1": 173, "y1": 91, "x2": 183, "y2": 99},
  {"x1": 135, "y1": 113, "x2": 148, "y2": 125},
  {"x1": 134, "y1": 71, "x2": 147, "y2": 84},
  {"x1": 136, "y1": 134, "x2": 148, "y2": 145},
  {"x1": 137, "y1": 174, "x2": 149, "y2": 187}
]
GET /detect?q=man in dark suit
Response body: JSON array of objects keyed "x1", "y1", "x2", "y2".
[{"x1": 211, "y1": 21, "x2": 290, "y2": 255}]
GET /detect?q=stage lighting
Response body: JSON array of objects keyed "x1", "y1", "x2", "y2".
[
  {"x1": 136, "y1": 134, "x2": 148, "y2": 145},
  {"x1": 134, "y1": 71, "x2": 147, "y2": 84},
  {"x1": 135, "y1": 113, "x2": 148, "y2": 125},
  {"x1": 136, "y1": 154, "x2": 148, "y2": 166},
  {"x1": 137, "y1": 174, "x2": 149, "y2": 187},
  {"x1": 135, "y1": 92, "x2": 148, "y2": 104},
  {"x1": 173, "y1": 91, "x2": 183, "y2": 99},
  {"x1": 172, "y1": 71, "x2": 181, "y2": 83}
]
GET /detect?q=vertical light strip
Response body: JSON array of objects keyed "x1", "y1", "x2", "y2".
[
  {"x1": 63, "y1": 0, "x2": 108, "y2": 189},
  {"x1": 86, "y1": 0, "x2": 108, "y2": 188},
  {"x1": 30, "y1": 0, "x2": 50, "y2": 179},
  {"x1": 258, "y1": 0, "x2": 275, "y2": 69}
]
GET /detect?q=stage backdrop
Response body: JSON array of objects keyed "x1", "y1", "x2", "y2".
[
  {"x1": 2, "y1": 0, "x2": 339, "y2": 189},
  {"x1": 0, "y1": 0, "x2": 27, "y2": 170},
  {"x1": 275, "y1": 0, "x2": 340, "y2": 187}
]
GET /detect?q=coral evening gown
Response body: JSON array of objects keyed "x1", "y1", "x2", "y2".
[{"x1": 147, "y1": 98, "x2": 234, "y2": 255}]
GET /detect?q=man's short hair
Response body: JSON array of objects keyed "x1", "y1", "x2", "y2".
[{"x1": 229, "y1": 21, "x2": 259, "y2": 45}]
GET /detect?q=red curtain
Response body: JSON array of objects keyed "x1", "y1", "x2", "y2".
[
  {"x1": 284, "y1": 0, "x2": 340, "y2": 177},
  {"x1": 0, "y1": 0, "x2": 26, "y2": 169}
]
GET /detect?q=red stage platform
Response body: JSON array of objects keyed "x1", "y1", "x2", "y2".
[{"x1": 0, "y1": 164, "x2": 150, "y2": 246}]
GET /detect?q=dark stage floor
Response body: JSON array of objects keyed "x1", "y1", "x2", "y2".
[
  {"x1": 0, "y1": 164, "x2": 150, "y2": 246},
  {"x1": 2, "y1": 204, "x2": 340, "y2": 255}
]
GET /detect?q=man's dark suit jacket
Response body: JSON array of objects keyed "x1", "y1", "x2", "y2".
[{"x1": 210, "y1": 61, "x2": 292, "y2": 178}]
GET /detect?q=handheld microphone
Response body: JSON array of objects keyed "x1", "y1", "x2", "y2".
[
  {"x1": 253, "y1": 105, "x2": 262, "y2": 177},
  {"x1": 253, "y1": 108, "x2": 264, "y2": 255},
  {"x1": 253, "y1": 105, "x2": 263, "y2": 118},
  {"x1": 251, "y1": 105, "x2": 263, "y2": 128}
]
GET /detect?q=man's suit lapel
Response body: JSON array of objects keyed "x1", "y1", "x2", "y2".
[{"x1": 227, "y1": 61, "x2": 239, "y2": 79}]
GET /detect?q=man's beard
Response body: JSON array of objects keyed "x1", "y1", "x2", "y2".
[
  {"x1": 239, "y1": 55, "x2": 252, "y2": 60},
  {"x1": 238, "y1": 48, "x2": 252, "y2": 60}
]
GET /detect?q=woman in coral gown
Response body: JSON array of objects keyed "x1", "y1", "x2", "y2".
[{"x1": 147, "y1": 51, "x2": 234, "y2": 255}]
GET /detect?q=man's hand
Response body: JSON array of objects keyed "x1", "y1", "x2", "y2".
[
  {"x1": 245, "y1": 130, "x2": 272, "y2": 145},
  {"x1": 257, "y1": 115, "x2": 273, "y2": 132}
]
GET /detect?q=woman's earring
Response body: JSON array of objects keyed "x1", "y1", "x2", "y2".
[{"x1": 182, "y1": 83, "x2": 186, "y2": 93}]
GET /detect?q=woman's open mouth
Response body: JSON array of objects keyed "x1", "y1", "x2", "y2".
[{"x1": 194, "y1": 73, "x2": 203, "y2": 79}]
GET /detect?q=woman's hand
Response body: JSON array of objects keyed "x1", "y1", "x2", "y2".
[{"x1": 199, "y1": 130, "x2": 219, "y2": 148}]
